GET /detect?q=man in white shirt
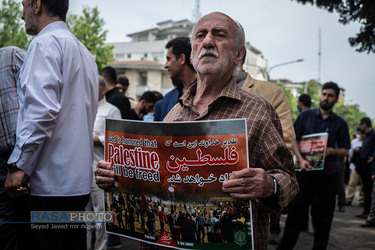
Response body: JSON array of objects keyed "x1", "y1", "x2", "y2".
[
  {"x1": 86, "y1": 76, "x2": 121, "y2": 250},
  {"x1": 346, "y1": 129, "x2": 365, "y2": 205},
  {"x1": 5, "y1": 1, "x2": 98, "y2": 249}
]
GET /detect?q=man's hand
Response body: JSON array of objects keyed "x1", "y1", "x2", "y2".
[
  {"x1": 5, "y1": 170, "x2": 27, "y2": 197},
  {"x1": 94, "y1": 160, "x2": 116, "y2": 189},
  {"x1": 299, "y1": 158, "x2": 311, "y2": 171},
  {"x1": 368, "y1": 156, "x2": 373, "y2": 163},
  {"x1": 222, "y1": 168, "x2": 274, "y2": 200},
  {"x1": 372, "y1": 175, "x2": 375, "y2": 181}
]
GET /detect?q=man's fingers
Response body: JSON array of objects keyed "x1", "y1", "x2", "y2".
[
  {"x1": 94, "y1": 168, "x2": 115, "y2": 178},
  {"x1": 7, "y1": 186, "x2": 27, "y2": 198},
  {"x1": 230, "y1": 168, "x2": 257, "y2": 180},
  {"x1": 97, "y1": 160, "x2": 112, "y2": 170}
]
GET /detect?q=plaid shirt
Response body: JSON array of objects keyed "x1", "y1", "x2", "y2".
[
  {"x1": 0, "y1": 46, "x2": 25, "y2": 163},
  {"x1": 164, "y1": 79, "x2": 299, "y2": 250}
]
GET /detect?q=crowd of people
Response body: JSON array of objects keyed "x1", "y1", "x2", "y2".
[
  {"x1": 0, "y1": 1, "x2": 374, "y2": 250},
  {"x1": 106, "y1": 192, "x2": 252, "y2": 245}
]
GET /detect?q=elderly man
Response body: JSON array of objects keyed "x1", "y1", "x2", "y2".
[{"x1": 95, "y1": 12, "x2": 298, "y2": 249}]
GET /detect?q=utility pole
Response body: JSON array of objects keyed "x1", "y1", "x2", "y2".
[
  {"x1": 192, "y1": 0, "x2": 202, "y2": 23},
  {"x1": 318, "y1": 27, "x2": 321, "y2": 84}
]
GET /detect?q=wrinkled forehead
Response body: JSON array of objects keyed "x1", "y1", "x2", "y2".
[{"x1": 193, "y1": 12, "x2": 237, "y2": 36}]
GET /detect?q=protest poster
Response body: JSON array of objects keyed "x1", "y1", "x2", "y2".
[
  {"x1": 104, "y1": 119, "x2": 254, "y2": 249},
  {"x1": 296, "y1": 132, "x2": 328, "y2": 171}
]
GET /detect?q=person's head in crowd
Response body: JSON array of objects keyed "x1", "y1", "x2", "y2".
[
  {"x1": 116, "y1": 75, "x2": 129, "y2": 93},
  {"x1": 164, "y1": 36, "x2": 195, "y2": 85},
  {"x1": 190, "y1": 12, "x2": 245, "y2": 81},
  {"x1": 22, "y1": 0, "x2": 69, "y2": 35},
  {"x1": 355, "y1": 127, "x2": 365, "y2": 140},
  {"x1": 99, "y1": 66, "x2": 117, "y2": 87},
  {"x1": 138, "y1": 91, "x2": 159, "y2": 115},
  {"x1": 359, "y1": 117, "x2": 373, "y2": 134},
  {"x1": 297, "y1": 93, "x2": 311, "y2": 113},
  {"x1": 152, "y1": 91, "x2": 163, "y2": 102},
  {"x1": 98, "y1": 75, "x2": 107, "y2": 101},
  {"x1": 320, "y1": 81, "x2": 340, "y2": 111}
]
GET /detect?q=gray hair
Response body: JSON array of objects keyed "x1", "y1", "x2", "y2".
[
  {"x1": 191, "y1": 13, "x2": 245, "y2": 47},
  {"x1": 98, "y1": 75, "x2": 107, "y2": 88},
  {"x1": 235, "y1": 21, "x2": 245, "y2": 47}
]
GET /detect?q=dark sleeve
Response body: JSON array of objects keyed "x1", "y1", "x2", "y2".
[
  {"x1": 112, "y1": 96, "x2": 131, "y2": 119},
  {"x1": 337, "y1": 119, "x2": 351, "y2": 149},
  {"x1": 153, "y1": 99, "x2": 163, "y2": 122},
  {"x1": 293, "y1": 113, "x2": 304, "y2": 141},
  {"x1": 372, "y1": 148, "x2": 375, "y2": 176}
]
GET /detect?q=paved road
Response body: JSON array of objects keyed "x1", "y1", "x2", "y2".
[{"x1": 268, "y1": 198, "x2": 375, "y2": 250}]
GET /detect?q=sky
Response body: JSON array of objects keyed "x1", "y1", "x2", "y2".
[{"x1": 69, "y1": 0, "x2": 375, "y2": 120}]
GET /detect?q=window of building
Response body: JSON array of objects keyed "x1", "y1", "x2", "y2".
[{"x1": 139, "y1": 72, "x2": 147, "y2": 86}]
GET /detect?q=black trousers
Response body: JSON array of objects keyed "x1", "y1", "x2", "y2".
[
  {"x1": 0, "y1": 155, "x2": 31, "y2": 250},
  {"x1": 29, "y1": 194, "x2": 89, "y2": 250},
  {"x1": 357, "y1": 159, "x2": 374, "y2": 215},
  {"x1": 277, "y1": 172, "x2": 339, "y2": 250}
]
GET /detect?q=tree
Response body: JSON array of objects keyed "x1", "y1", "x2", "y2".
[
  {"x1": 278, "y1": 84, "x2": 299, "y2": 121},
  {"x1": 278, "y1": 80, "x2": 369, "y2": 132},
  {"x1": 0, "y1": 0, "x2": 30, "y2": 49},
  {"x1": 333, "y1": 102, "x2": 368, "y2": 137},
  {"x1": 67, "y1": 6, "x2": 113, "y2": 70},
  {"x1": 293, "y1": 0, "x2": 375, "y2": 53},
  {"x1": 297, "y1": 80, "x2": 321, "y2": 108}
]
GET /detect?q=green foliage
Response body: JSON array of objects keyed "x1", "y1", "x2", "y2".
[
  {"x1": 293, "y1": 0, "x2": 375, "y2": 53},
  {"x1": 0, "y1": 0, "x2": 30, "y2": 49},
  {"x1": 278, "y1": 84, "x2": 299, "y2": 122},
  {"x1": 67, "y1": 6, "x2": 113, "y2": 70},
  {"x1": 333, "y1": 102, "x2": 368, "y2": 137},
  {"x1": 297, "y1": 80, "x2": 320, "y2": 108},
  {"x1": 278, "y1": 81, "x2": 321, "y2": 122},
  {"x1": 278, "y1": 80, "x2": 369, "y2": 133}
]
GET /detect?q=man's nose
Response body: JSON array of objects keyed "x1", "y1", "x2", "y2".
[{"x1": 202, "y1": 33, "x2": 214, "y2": 48}]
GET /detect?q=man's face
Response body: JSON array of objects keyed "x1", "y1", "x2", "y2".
[
  {"x1": 164, "y1": 47, "x2": 183, "y2": 82},
  {"x1": 359, "y1": 123, "x2": 367, "y2": 133},
  {"x1": 297, "y1": 101, "x2": 302, "y2": 112},
  {"x1": 21, "y1": 0, "x2": 38, "y2": 35},
  {"x1": 319, "y1": 88, "x2": 337, "y2": 111},
  {"x1": 141, "y1": 101, "x2": 155, "y2": 115},
  {"x1": 191, "y1": 13, "x2": 241, "y2": 76},
  {"x1": 116, "y1": 84, "x2": 128, "y2": 93}
]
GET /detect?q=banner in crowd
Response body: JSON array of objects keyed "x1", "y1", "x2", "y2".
[
  {"x1": 104, "y1": 119, "x2": 254, "y2": 249},
  {"x1": 296, "y1": 132, "x2": 328, "y2": 171}
]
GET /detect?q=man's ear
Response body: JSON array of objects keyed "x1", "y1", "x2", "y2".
[
  {"x1": 178, "y1": 54, "x2": 186, "y2": 65},
  {"x1": 235, "y1": 45, "x2": 246, "y2": 66},
  {"x1": 34, "y1": 0, "x2": 42, "y2": 15}
]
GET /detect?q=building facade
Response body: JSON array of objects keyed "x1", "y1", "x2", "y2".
[{"x1": 108, "y1": 19, "x2": 268, "y2": 101}]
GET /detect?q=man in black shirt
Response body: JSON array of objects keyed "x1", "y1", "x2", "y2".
[
  {"x1": 99, "y1": 66, "x2": 131, "y2": 119},
  {"x1": 356, "y1": 117, "x2": 375, "y2": 218},
  {"x1": 128, "y1": 91, "x2": 161, "y2": 120}
]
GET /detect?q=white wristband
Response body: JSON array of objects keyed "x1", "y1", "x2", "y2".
[{"x1": 271, "y1": 176, "x2": 278, "y2": 196}]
